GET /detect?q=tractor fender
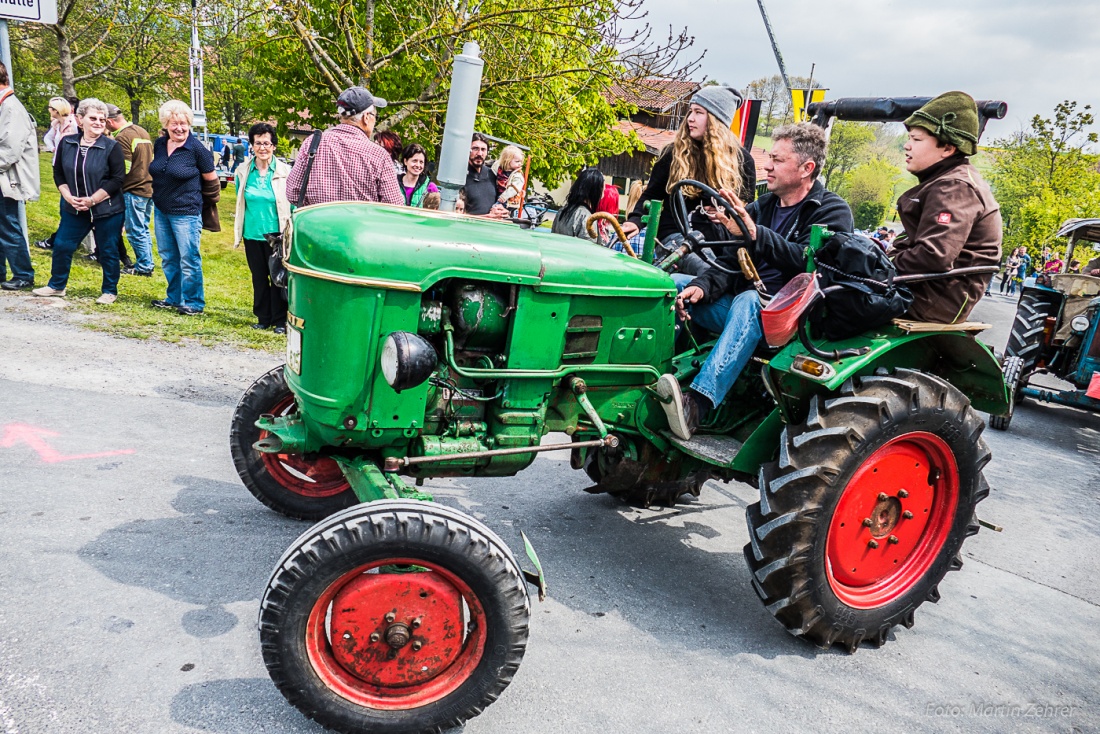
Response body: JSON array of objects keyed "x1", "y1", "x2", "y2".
[{"x1": 765, "y1": 329, "x2": 1010, "y2": 420}]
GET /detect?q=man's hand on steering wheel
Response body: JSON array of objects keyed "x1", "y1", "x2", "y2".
[
  {"x1": 675, "y1": 285, "x2": 705, "y2": 320},
  {"x1": 704, "y1": 188, "x2": 756, "y2": 241}
]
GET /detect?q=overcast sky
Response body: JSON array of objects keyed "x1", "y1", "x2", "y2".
[{"x1": 642, "y1": 0, "x2": 1100, "y2": 142}]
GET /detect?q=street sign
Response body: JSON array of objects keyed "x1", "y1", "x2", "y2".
[
  {"x1": 0, "y1": 0, "x2": 58, "y2": 25},
  {"x1": 192, "y1": 110, "x2": 206, "y2": 126}
]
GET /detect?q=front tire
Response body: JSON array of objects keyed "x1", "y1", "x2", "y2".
[
  {"x1": 260, "y1": 500, "x2": 530, "y2": 734},
  {"x1": 230, "y1": 366, "x2": 357, "y2": 520},
  {"x1": 1005, "y1": 289, "x2": 1060, "y2": 377},
  {"x1": 989, "y1": 356, "x2": 1024, "y2": 431},
  {"x1": 744, "y1": 369, "x2": 991, "y2": 652}
]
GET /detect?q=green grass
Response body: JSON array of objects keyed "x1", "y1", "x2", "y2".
[{"x1": 20, "y1": 153, "x2": 281, "y2": 352}]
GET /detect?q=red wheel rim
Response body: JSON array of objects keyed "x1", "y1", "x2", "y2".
[
  {"x1": 259, "y1": 396, "x2": 349, "y2": 498},
  {"x1": 825, "y1": 432, "x2": 959, "y2": 609},
  {"x1": 305, "y1": 558, "x2": 488, "y2": 709}
]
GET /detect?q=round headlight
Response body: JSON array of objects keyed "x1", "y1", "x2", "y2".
[
  {"x1": 380, "y1": 332, "x2": 438, "y2": 392},
  {"x1": 1070, "y1": 315, "x2": 1091, "y2": 333}
]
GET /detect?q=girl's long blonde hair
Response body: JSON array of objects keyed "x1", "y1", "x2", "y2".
[{"x1": 666, "y1": 111, "x2": 743, "y2": 199}]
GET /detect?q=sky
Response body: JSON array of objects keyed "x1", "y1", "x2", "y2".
[{"x1": 641, "y1": 0, "x2": 1100, "y2": 143}]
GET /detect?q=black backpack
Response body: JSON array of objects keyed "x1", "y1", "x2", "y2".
[{"x1": 810, "y1": 232, "x2": 913, "y2": 341}]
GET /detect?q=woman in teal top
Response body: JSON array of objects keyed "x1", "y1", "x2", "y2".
[{"x1": 234, "y1": 123, "x2": 292, "y2": 333}]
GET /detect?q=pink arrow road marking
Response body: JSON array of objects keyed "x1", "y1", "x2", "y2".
[{"x1": 0, "y1": 423, "x2": 136, "y2": 464}]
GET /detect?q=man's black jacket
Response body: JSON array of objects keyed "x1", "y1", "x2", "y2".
[{"x1": 692, "y1": 178, "x2": 854, "y2": 301}]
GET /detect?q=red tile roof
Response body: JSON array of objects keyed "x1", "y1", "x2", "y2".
[{"x1": 606, "y1": 78, "x2": 701, "y2": 112}]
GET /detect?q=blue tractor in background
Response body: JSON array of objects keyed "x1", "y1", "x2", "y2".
[{"x1": 991, "y1": 218, "x2": 1100, "y2": 429}]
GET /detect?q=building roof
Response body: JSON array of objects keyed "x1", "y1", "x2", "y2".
[
  {"x1": 614, "y1": 120, "x2": 677, "y2": 155},
  {"x1": 606, "y1": 79, "x2": 701, "y2": 113}
]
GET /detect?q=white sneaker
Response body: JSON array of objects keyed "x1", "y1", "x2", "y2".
[
  {"x1": 95, "y1": 293, "x2": 117, "y2": 305},
  {"x1": 653, "y1": 374, "x2": 691, "y2": 440},
  {"x1": 32, "y1": 286, "x2": 66, "y2": 297}
]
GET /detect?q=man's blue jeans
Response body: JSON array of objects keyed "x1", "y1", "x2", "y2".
[
  {"x1": 0, "y1": 196, "x2": 34, "y2": 282},
  {"x1": 672, "y1": 273, "x2": 763, "y2": 408},
  {"x1": 124, "y1": 193, "x2": 155, "y2": 273},
  {"x1": 49, "y1": 208, "x2": 124, "y2": 294},
  {"x1": 155, "y1": 212, "x2": 204, "y2": 310}
]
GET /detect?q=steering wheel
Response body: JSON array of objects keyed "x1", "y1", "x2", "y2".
[{"x1": 666, "y1": 179, "x2": 751, "y2": 275}]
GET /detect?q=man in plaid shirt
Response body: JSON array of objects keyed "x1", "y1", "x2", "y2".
[{"x1": 286, "y1": 86, "x2": 403, "y2": 207}]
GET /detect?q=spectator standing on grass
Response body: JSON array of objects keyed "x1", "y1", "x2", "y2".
[
  {"x1": 106, "y1": 104, "x2": 156, "y2": 277},
  {"x1": 0, "y1": 61, "x2": 40, "y2": 291},
  {"x1": 286, "y1": 86, "x2": 403, "y2": 207},
  {"x1": 399, "y1": 143, "x2": 438, "y2": 207},
  {"x1": 235, "y1": 122, "x2": 291, "y2": 334},
  {"x1": 32, "y1": 98, "x2": 125, "y2": 304},
  {"x1": 148, "y1": 100, "x2": 218, "y2": 316},
  {"x1": 42, "y1": 97, "x2": 78, "y2": 153},
  {"x1": 464, "y1": 133, "x2": 507, "y2": 218}
]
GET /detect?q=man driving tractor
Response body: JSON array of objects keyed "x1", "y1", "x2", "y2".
[{"x1": 656, "y1": 123, "x2": 854, "y2": 440}]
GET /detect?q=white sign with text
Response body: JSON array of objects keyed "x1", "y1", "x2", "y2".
[{"x1": 0, "y1": 0, "x2": 58, "y2": 25}]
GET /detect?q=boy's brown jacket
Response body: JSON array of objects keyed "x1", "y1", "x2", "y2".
[{"x1": 892, "y1": 156, "x2": 1002, "y2": 323}]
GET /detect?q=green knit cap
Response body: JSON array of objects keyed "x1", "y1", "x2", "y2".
[{"x1": 904, "y1": 91, "x2": 980, "y2": 155}]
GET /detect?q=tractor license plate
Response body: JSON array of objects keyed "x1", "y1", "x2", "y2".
[{"x1": 286, "y1": 325, "x2": 302, "y2": 375}]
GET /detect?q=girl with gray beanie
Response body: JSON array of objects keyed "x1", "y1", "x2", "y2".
[{"x1": 623, "y1": 85, "x2": 755, "y2": 244}]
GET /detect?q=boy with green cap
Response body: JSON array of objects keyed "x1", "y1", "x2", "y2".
[{"x1": 891, "y1": 91, "x2": 1002, "y2": 323}]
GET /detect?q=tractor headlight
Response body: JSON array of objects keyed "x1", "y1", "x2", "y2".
[
  {"x1": 381, "y1": 332, "x2": 438, "y2": 392},
  {"x1": 1071, "y1": 315, "x2": 1091, "y2": 333}
]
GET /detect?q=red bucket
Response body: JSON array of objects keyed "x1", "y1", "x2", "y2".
[{"x1": 761, "y1": 272, "x2": 820, "y2": 347}]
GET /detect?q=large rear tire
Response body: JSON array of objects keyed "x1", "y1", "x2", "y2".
[
  {"x1": 1005, "y1": 289, "x2": 1060, "y2": 377},
  {"x1": 230, "y1": 366, "x2": 357, "y2": 521},
  {"x1": 260, "y1": 500, "x2": 530, "y2": 734},
  {"x1": 744, "y1": 369, "x2": 990, "y2": 652}
]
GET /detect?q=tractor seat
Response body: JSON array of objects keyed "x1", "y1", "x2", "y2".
[{"x1": 892, "y1": 319, "x2": 990, "y2": 334}]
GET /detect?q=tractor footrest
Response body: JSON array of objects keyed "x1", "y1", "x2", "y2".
[
  {"x1": 666, "y1": 433, "x2": 743, "y2": 467},
  {"x1": 892, "y1": 319, "x2": 990, "y2": 333}
]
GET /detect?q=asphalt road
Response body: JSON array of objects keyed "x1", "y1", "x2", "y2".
[{"x1": 0, "y1": 290, "x2": 1097, "y2": 734}]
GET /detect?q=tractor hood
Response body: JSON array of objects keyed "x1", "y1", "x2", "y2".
[{"x1": 288, "y1": 202, "x2": 673, "y2": 297}]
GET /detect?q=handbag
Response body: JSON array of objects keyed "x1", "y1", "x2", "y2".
[{"x1": 264, "y1": 131, "x2": 323, "y2": 300}]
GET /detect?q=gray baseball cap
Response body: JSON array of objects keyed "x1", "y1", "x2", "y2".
[
  {"x1": 105, "y1": 104, "x2": 124, "y2": 119},
  {"x1": 336, "y1": 86, "x2": 387, "y2": 116}
]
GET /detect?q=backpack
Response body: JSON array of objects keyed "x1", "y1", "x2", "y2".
[{"x1": 809, "y1": 231, "x2": 913, "y2": 341}]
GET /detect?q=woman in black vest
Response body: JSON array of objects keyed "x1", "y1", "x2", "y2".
[{"x1": 33, "y1": 97, "x2": 125, "y2": 304}]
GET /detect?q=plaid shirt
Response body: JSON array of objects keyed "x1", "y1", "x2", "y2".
[{"x1": 286, "y1": 124, "x2": 403, "y2": 207}]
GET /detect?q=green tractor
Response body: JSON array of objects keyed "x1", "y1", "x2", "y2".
[{"x1": 231, "y1": 171, "x2": 1007, "y2": 732}]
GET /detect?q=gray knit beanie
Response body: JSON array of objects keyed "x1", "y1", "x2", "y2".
[{"x1": 690, "y1": 85, "x2": 744, "y2": 129}]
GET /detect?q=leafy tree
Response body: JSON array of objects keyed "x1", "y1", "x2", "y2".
[
  {"x1": 253, "y1": 0, "x2": 699, "y2": 184},
  {"x1": 820, "y1": 121, "x2": 875, "y2": 190},
  {"x1": 853, "y1": 200, "x2": 887, "y2": 231},
  {"x1": 104, "y1": 0, "x2": 186, "y2": 122},
  {"x1": 744, "y1": 74, "x2": 784, "y2": 135},
  {"x1": 840, "y1": 157, "x2": 902, "y2": 228},
  {"x1": 989, "y1": 101, "x2": 1100, "y2": 254}
]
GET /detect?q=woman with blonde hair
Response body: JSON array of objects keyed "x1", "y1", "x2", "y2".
[
  {"x1": 623, "y1": 86, "x2": 749, "y2": 243},
  {"x1": 493, "y1": 145, "x2": 526, "y2": 214},
  {"x1": 148, "y1": 99, "x2": 217, "y2": 315},
  {"x1": 42, "y1": 97, "x2": 78, "y2": 153}
]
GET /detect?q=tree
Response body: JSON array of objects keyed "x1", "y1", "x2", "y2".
[
  {"x1": 253, "y1": 0, "x2": 699, "y2": 184},
  {"x1": 820, "y1": 121, "x2": 875, "y2": 189},
  {"x1": 104, "y1": 0, "x2": 185, "y2": 122},
  {"x1": 744, "y1": 74, "x2": 784, "y2": 135},
  {"x1": 840, "y1": 157, "x2": 902, "y2": 229},
  {"x1": 989, "y1": 100, "x2": 1100, "y2": 254}
]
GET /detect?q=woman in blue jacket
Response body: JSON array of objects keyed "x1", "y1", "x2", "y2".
[{"x1": 33, "y1": 98, "x2": 126, "y2": 304}]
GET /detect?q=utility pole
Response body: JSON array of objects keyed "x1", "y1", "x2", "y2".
[
  {"x1": 755, "y1": 0, "x2": 791, "y2": 99},
  {"x1": 188, "y1": 0, "x2": 207, "y2": 140}
]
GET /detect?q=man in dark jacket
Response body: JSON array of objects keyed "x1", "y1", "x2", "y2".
[
  {"x1": 656, "y1": 123, "x2": 854, "y2": 440},
  {"x1": 891, "y1": 91, "x2": 1002, "y2": 323},
  {"x1": 464, "y1": 133, "x2": 506, "y2": 218}
]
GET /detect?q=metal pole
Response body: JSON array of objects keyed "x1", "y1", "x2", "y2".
[
  {"x1": 436, "y1": 42, "x2": 484, "y2": 212},
  {"x1": 0, "y1": 19, "x2": 30, "y2": 247}
]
